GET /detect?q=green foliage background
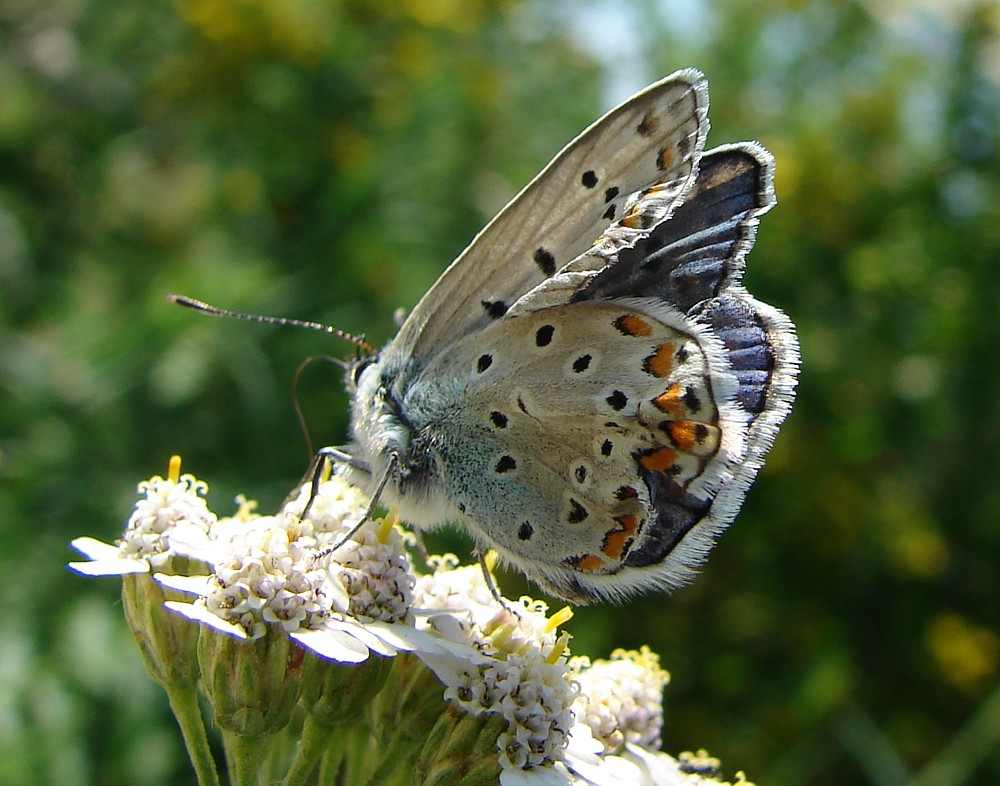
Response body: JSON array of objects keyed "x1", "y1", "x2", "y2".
[{"x1": 2, "y1": 0, "x2": 999, "y2": 784}]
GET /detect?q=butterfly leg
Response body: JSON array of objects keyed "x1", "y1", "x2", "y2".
[
  {"x1": 311, "y1": 452, "x2": 398, "y2": 557},
  {"x1": 474, "y1": 548, "x2": 525, "y2": 616},
  {"x1": 411, "y1": 529, "x2": 431, "y2": 568}
]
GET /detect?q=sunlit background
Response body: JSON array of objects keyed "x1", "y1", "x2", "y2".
[{"x1": 2, "y1": 0, "x2": 999, "y2": 784}]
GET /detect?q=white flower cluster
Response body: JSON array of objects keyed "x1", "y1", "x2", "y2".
[
  {"x1": 415, "y1": 564, "x2": 580, "y2": 773},
  {"x1": 117, "y1": 465, "x2": 216, "y2": 568},
  {"x1": 571, "y1": 647, "x2": 669, "y2": 753},
  {"x1": 326, "y1": 516, "x2": 415, "y2": 623},
  {"x1": 204, "y1": 519, "x2": 327, "y2": 639},
  {"x1": 445, "y1": 651, "x2": 578, "y2": 771}
]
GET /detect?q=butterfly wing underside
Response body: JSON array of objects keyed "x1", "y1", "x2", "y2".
[
  {"x1": 405, "y1": 143, "x2": 798, "y2": 602},
  {"x1": 385, "y1": 69, "x2": 710, "y2": 367}
]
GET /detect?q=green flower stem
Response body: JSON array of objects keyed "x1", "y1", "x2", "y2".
[
  {"x1": 358, "y1": 749, "x2": 408, "y2": 786},
  {"x1": 222, "y1": 730, "x2": 268, "y2": 786},
  {"x1": 164, "y1": 682, "x2": 221, "y2": 786},
  {"x1": 283, "y1": 714, "x2": 335, "y2": 786}
]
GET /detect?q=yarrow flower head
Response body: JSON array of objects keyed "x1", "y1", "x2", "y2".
[
  {"x1": 118, "y1": 459, "x2": 217, "y2": 568},
  {"x1": 69, "y1": 458, "x2": 760, "y2": 786},
  {"x1": 67, "y1": 456, "x2": 220, "y2": 692},
  {"x1": 69, "y1": 455, "x2": 216, "y2": 576},
  {"x1": 412, "y1": 559, "x2": 582, "y2": 781},
  {"x1": 200, "y1": 517, "x2": 328, "y2": 640},
  {"x1": 157, "y1": 475, "x2": 434, "y2": 664},
  {"x1": 571, "y1": 646, "x2": 670, "y2": 754}
]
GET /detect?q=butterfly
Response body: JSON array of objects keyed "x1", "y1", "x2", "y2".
[{"x1": 340, "y1": 68, "x2": 799, "y2": 604}]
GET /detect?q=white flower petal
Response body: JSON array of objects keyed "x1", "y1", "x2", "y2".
[
  {"x1": 598, "y1": 755, "x2": 649, "y2": 785},
  {"x1": 566, "y1": 746, "x2": 651, "y2": 786},
  {"x1": 164, "y1": 601, "x2": 249, "y2": 639},
  {"x1": 324, "y1": 619, "x2": 397, "y2": 657},
  {"x1": 623, "y1": 745, "x2": 684, "y2": 784},
  {"x1": 70, "y1": 537, "x2": 125, "y2": 562},
  {"x1": 167, "y1": 523, "x2": 222, "y2": 563},
  {"x1": 154, "y1": 573, "x2": 213, "y2": 595},
  {"x1": 365, "y1": 620, "x2": 452, "y2": 655},
  {"x1": 566, "y1": 722, "x2": 604, "y2": 761},
  {"x1": 68, "y1": 559, "x2": 149, "y2": 576},
  {"x1": 290, "y1": 628, "x2": 370, "y2": 664},
  {"x1": 422, "y1": 610, "x2": 469, "y2": 642},
  {"x1": 416, "y1": 650, "x2": 487, "y2": 688},
  {"x1": 500, "y1": 763, "x2": 574, "y2": 786}
]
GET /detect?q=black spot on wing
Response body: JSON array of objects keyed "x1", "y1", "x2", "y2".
[
  {"x1": 623, "y1": 473, "x2": 711, "y2": 568},
  {"x1": 606, "y1": 390, "x2": 628, "y2": 411},
  {"x1": 567, "y1": 498, "x2": 589, "y2": 523},
  {"x1": 581, "y1": 170, "x2": 598, "y2": 188},
  {"x1": 637, "y1": 111, "x2": 659, "y2": 137},
  {"x1": 495, "y1": 455, "x2": 517, "y2": 473},
  {"x1": 536, "y1": 324, "x2": 555, "y2": 347},
  {"x1": 683, "y1": 387, "x2": 702, "y2": 412},
  {"x1": 534, "y1": 247, "x2": 556, "y2": 276},
  {"x1": 615, "y1": 485, "x2": 638, "y2": 500},
  {"x1": 481, "y1": 300, "x2": 508, "y2": 318}
]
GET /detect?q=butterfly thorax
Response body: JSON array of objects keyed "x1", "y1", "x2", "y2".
[{"x1": 347, "y1": 354, "x2": 467, "y2": 529}]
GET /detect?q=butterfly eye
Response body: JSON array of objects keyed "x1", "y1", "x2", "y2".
[{"x1": 350, "y1": 357, "x2": 373, "y2": 387}]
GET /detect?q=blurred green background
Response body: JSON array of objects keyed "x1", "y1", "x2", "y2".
[{"x1": 3, "y1": 0, "x2": 999, "y2": 783}]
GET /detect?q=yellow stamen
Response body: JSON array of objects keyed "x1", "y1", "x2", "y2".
[
  {"x1": 487, "y1": 619, "x2": 518, "y2": 651},
  {"x1": 319, "y1": 459, "x2": 333, "y2": 484},
  {"x1": 378, "y1": 512, "x2": 398, "y2": 544},
  {"x1": 546, "y1": 605, "x2": 574, "y2": 633},
  {"x1": 167, "y1": 455, "x2": 182, "y2": 483},
  {"x1": 234, "y1": 494, "x2": 259, "y2": 521},
  {"x1": 546, "y1": 631, "x2": 573, "y2": 664}
]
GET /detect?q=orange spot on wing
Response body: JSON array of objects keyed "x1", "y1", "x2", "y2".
[
  {"x1": 643, "y1": 343, "x2": 674, "y2": 377},
  {"x1": 653, "y1": 383, "x2": 686, "y2": 416},
  {"x1": 602, "y1": 514, "x2": 639, "y2": 559},
  {"x1": 575, "y1": 554, "x2": 604, "y2": 572},
  {"x1": 614, "y1": 314, "x2": 653, "y2": 337},
  {"x1": 638, "y1": 447, "x2": 677, "y2": 472},
  {"x1": 664, "y1": 420, "x2": 698, "y2": 452},
  {"x1": 620, "y1": 209, "x2": 642, "y2": 229},
  {"x1": 657, "y1": 146, "x2": 674, "y2": 170}
]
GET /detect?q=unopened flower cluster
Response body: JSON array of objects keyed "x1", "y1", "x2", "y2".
[
  {"x1": 69, "y1": 458, "x2": 758, "y2": 786},
  {"x1": 415, "y1": 563, "x2": 579, "y2": 772}
]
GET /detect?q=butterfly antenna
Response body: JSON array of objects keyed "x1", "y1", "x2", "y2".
[
  {"x1": 291, "y1": 355, "x2": 347, "y2": 458},
  {"x1": 168, "y1": 294, "x2": 376, "y2": 353}
]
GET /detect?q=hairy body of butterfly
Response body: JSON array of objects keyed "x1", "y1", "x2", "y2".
[{"x1": 343, "y1": 69, "x2": 799, "y2": 604}]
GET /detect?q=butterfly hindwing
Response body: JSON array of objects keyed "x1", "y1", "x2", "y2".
[{"x1": 402, "y1": 298, "x2": 746, "y2": 602}]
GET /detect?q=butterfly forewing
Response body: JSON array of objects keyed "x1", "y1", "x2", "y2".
[{"x1": 387, "y1": 69, "x2": 710, "y2": 366}]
